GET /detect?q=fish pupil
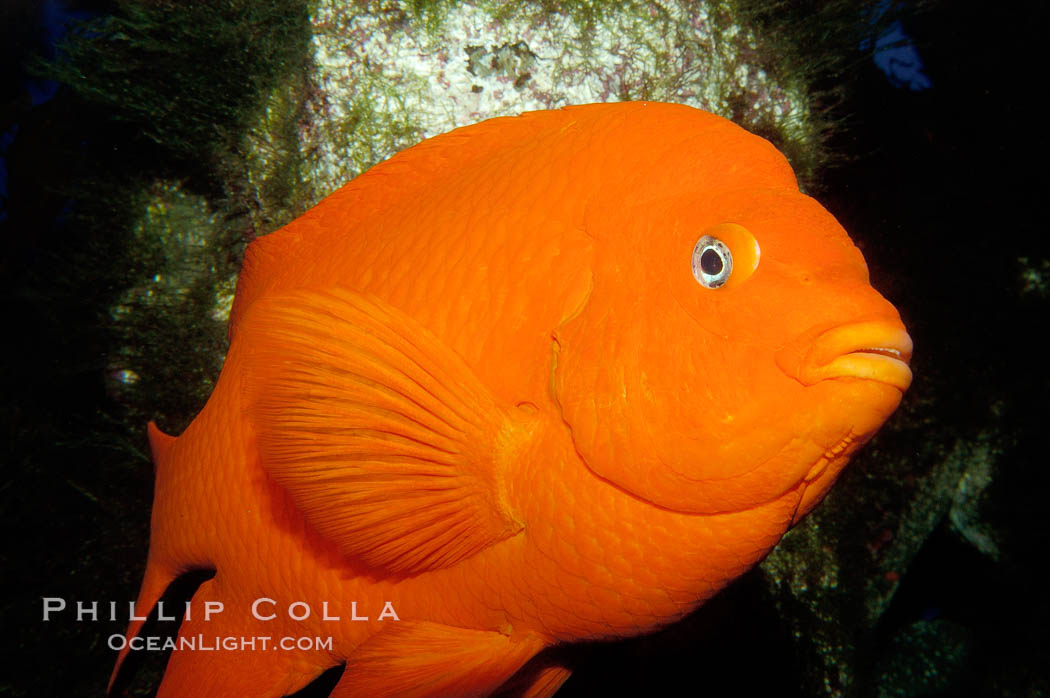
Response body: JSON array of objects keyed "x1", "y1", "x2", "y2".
[{"x1": 700, "y1": 248, "x2": 723, "y2": 275}]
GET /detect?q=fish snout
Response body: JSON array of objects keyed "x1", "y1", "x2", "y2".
[{"x1": 775, "y1": 319, "x2": 913, "y2": 391}]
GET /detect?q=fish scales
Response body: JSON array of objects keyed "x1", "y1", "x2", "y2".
[{"x1": 110, "y1": 102, "x2": 912, "y2": 697}]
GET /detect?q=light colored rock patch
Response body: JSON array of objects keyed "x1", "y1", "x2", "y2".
[{"x1": 305, "y1": 0, "x2": 812, "y2": 194}]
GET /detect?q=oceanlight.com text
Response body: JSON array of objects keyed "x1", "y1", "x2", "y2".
[{"x1": 108, "y1": 634, "x2": 335, "y2": 652}]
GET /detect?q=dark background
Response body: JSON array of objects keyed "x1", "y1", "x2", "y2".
[{"x1": 2, "y1": 1, "x2": 1047, "y2": 696}]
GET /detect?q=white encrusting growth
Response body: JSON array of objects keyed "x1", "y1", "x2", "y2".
[{"x1": 304, "y1": 0, "x2": 813, "y2": 195}]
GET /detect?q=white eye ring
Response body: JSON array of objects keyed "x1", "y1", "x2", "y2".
[{"x1": 691, "y1": 235, "x2": 733, "y2": 289}]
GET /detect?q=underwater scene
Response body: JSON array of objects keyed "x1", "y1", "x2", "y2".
[{"x1": 1, "y1": 1, "x2": 1047, "y2": 696}]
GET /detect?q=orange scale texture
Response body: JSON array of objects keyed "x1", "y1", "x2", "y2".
[{"x1": 111, "y1": 102, "x2": 912, "y2": 697}]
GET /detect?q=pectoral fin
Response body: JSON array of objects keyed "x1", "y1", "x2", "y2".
[
  {"x1": 240, "y1": 288, "x2": 524, "y2": 574},
  {"x1": 333, "y1": 622, "x2": 546, "y2": 698}
]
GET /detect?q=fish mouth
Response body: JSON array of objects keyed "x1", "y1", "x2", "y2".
[{"x1": 779, "y1": 320, "x2": 914, "y2": 391}]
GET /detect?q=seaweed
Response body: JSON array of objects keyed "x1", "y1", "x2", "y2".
[
  {"x1": 2, "y1": 3, "x2": 315, "y2": 695},
  {"x1": 41, "y1": 1, "x2": 312, "y2": 187}
]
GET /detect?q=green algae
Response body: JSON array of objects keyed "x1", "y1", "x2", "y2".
[
  {"x1": 105, "y1": 182, "x2": 232, "y2": 433},
  {"x1": 14, "y1": 2, "x2": 1037, "y2": 696},
  {"x1": 45, "y1": 1, "x2": 313, "y2": 180},
  {"x1": 3, "y1": 5, "x2": 317, "y2": 694},
  {"x1": 31, "y1": 0, "x2": 316, "y2": 432}
]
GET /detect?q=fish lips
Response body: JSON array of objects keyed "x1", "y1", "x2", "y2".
[{"x1": 775, "y1": 319, "x2": 913, "y2": 392}]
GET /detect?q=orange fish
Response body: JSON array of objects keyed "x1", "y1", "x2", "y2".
[{"x1": 111, "y1": 102, "x2": 912, "y2": 697}]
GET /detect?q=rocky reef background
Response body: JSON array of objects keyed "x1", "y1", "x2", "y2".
[{"x1": 1, "y1": 1, "x2": 1047, "y2": 696}]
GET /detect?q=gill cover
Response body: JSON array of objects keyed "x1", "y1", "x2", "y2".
[
  {"x1": 547, "y1": 107, "x2": 859, "y2": 515},
  {"x1": 551, "y1": 194, "x2": 797, "y2": 515}
]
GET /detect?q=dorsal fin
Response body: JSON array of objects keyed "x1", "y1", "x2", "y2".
[
  {"x1": 146, "y1": 420, "x2": 176, "y2": 472},
  {"x1": 108, "y1": 423, "x2": 182, "y2": 694},
  {"x1": 239, "y1": 288, "x2": 528, "y2": 574}
]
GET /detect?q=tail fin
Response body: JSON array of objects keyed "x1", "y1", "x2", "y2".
[{"x1": 107, "y1": 422, "x2": 183, "y2": 694}]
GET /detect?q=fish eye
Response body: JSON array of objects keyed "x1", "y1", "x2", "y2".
[{"x1": 691, "y1": 235, "x2": 733, "y2": 289}]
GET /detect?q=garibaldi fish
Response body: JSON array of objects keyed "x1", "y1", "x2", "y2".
[{"x1": 110, "y1": 102, "x2": 913, "y2": 697}]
